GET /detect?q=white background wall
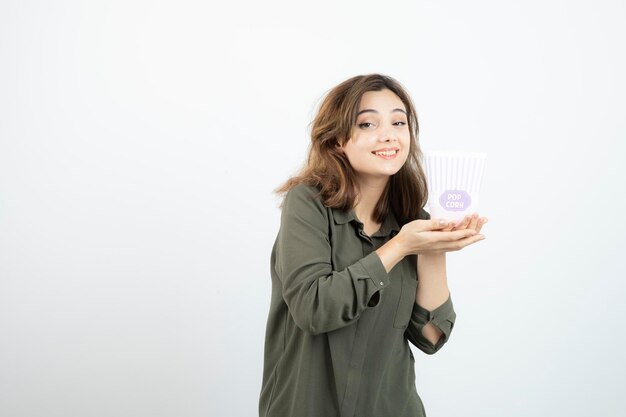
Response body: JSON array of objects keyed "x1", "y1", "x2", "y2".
[{"x1": 1, "y1": 1, "x2": 625, "y2": 416}]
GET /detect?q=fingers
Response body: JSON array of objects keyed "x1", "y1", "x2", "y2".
[
  {"x1": 455, "y1": 215, "x2": 472, "y2": 230},
  {"x1": 455, "y1": 232, "x2": 486, "y2": 249},
  {"x1": 434, "y1": 214, "x2": 488, "y2": 234},
  {"x1": 426, "y1": 230, "x2": 486, "y2": 253},
  {"x1": 451, "y1": 213, "x2": 488, "y2": 232},
  {"x1": 466, "y1": 232, "x2": 486, "y2": 246},
  {"x1": 445, "y1": 228, "x2": 478, "y2": 241},
  {"x1": 467, "y1": 213, "x2": 479, "y2": 231},
  {"x1": 441, "y1": 215, "x2": 469, "y2": 231},
  {"x1": 433, "y1": 219, "x2": 452, "y2": 230},
  {"x1": 441, "y1": 221, "x2": 456, "y2": 232},
  {"x1": 475, "y1": 216, "x2": 488, "y2": 233}
]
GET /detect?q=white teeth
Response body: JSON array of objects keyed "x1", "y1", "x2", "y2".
[{"x1": 374, "y1": 150, "x2": 398, "y2": 156}]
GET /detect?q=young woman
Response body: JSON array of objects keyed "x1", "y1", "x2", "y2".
[{"x1": 259, "y1": 74, "x2": 487, "y2": 417}]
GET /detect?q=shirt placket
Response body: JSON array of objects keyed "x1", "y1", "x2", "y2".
[{"x1": 340, "y1": 225, "x2": 379, "y2": 417}]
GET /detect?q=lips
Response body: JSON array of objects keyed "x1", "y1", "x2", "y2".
[
  {"x1": 371, "y1": 147, "x2": 399, "y2": 153},
  {"x1": 372, "y1": 150, "x2": 399, "y2": 160}
]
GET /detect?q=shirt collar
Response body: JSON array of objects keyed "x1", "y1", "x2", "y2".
[{"x1": 331, "y1": 206, "x2": 400, "y2": 237}]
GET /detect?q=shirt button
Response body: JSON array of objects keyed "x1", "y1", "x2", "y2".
[{"x1": 379, "y1": 281, "x2": 383, "y2": 285}]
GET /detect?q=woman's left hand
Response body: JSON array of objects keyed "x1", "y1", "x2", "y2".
[{"x1": 441, "y1": 213, "x2": 488, "y2": 234}]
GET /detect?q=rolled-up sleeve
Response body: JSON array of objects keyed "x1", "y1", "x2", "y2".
[
  {"x1": 405, "y1": 294, "x2": 456, "y2": 355},
  {"x1": 276, "y1": 185, "x2": 391, "y2": 335}
]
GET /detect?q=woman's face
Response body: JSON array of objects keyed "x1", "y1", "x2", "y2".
[{"x1": 337, "y1": 88, "x2": 411, "y2": 183}]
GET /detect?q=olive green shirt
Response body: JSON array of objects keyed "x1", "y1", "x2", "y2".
[{"x1": 259, "y1": 184, "x2": 456, "y2": 417}]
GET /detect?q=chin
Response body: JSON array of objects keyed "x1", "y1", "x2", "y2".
[{"x1": 383, "y1": 166, "x2": 402, "y2": 175}]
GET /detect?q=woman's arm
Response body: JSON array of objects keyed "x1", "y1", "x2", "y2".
[
  {"x1": 376, "y1": 236, "x2": 456, "y2": 355},
  {"x1": 415, "y1": 252, "x2": 450, "y2": 346},
  {"x1": 277, "y1": 185, "x2": 397, "y2": 335},
  {"x1": 377, "y1": 239, "x2": 450, "y2": 346}
]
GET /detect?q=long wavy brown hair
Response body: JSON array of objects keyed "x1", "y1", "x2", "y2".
[{"x1": 273, "y1": 73, "x2": 429, "y2": 226}]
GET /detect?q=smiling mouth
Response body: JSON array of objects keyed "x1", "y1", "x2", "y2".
[{"x1": 372, "y1": 150, "x2": 399, "y2": 159}]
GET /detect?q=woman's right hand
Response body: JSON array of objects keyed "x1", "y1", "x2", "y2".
[{"x1": 396, "y1": 217, "x2": 486, "y2": 256}]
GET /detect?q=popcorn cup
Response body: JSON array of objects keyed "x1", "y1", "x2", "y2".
[{"x1": 423, "y1": 150, "x2": 487, "y2": 223}]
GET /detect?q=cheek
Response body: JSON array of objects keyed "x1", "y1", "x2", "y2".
[
  {"x1": 346, "y1": 141, "x2": 372, "y2": 158},
  {"x1": 347, "y1": 150, "x2": 373, "y2": 169}
]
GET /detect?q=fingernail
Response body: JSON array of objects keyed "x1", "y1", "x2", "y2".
[{"x1": 439, "y1": 220, "x2": 447, "y2": 225}]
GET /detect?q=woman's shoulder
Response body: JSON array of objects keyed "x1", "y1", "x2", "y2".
[
  {"x1": 276, "y1": 183, "x2": 330, "y2": 233},
  {"x1": 287, "y1": 182, "x2": 322, "y2": 200},
  {"x1": 282, "y1": 183, "x2": 328, "y2": 216},
  {"x1": 281, "y1": 182, "x2": 323, "y2": 203}
]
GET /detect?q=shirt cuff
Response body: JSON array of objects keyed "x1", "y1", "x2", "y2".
[
  {"x1": 358, "y1": 251, "x2": 391, "y2": 307},
  {"x1": 411, "y1": 293, "x2": 456, "y2": 347}
]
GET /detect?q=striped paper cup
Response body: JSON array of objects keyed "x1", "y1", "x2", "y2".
[{"x1": 422, "y1": 150, "x2": 487, "y2": 223}]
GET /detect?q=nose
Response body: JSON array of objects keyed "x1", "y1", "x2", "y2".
[{"x1": 379, "y1": 125, "x2": 399, "y2": 142}]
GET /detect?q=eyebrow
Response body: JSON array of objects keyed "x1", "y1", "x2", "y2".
[{"x1": 357, "y1": 108, "x2": 407, "y2": 116}]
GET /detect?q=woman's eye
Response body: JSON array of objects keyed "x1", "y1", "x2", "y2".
[{"x1": 358, "y1": 121, "x2": 406, "y2": 128}]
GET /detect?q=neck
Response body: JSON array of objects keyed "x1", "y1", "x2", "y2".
[{"x1": 353, "y1": 176, "x2": 389, "y2": 224}]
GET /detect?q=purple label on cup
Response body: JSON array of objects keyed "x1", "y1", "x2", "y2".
[{"x1": 438, "y1": 189, "x2": 472, "y2": 211}]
